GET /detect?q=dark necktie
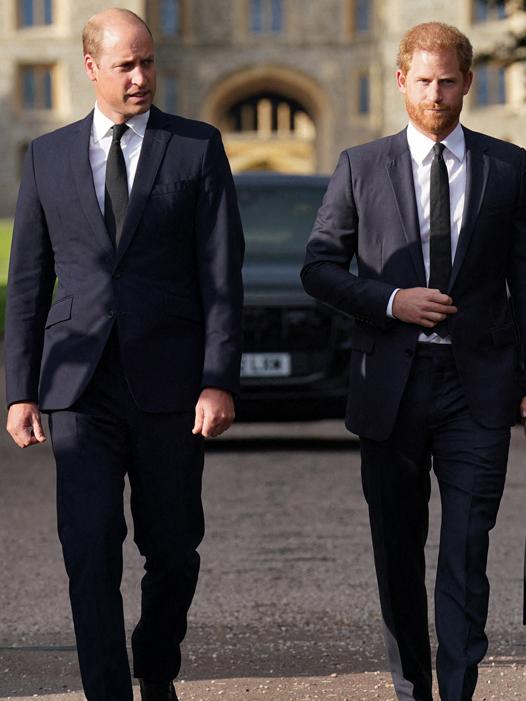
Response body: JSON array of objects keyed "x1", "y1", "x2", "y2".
[
  {"x1": 104, "y1": 123, "x2": 129, "y2": 248},
  {"x1": 427, "y1": 142, "x2": 451, "y2": 337}
]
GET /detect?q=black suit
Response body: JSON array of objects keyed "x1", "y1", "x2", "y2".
[
  {"x1": 302, "y1": 127, "x2": 526, "y2": 701},
  {"x1": 5, "y1": 106, "x2": 244, "y2": 699}
]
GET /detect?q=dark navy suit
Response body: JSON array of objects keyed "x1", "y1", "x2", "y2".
[
  {"x1": 302, "y1": 127, "x2": 526, "y2": 701},
  {"x1": 5, "y1": 106, "x2": 244, "y2": 699}
]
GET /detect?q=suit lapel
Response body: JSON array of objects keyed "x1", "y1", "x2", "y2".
[
  {"x1": 385, "y1": 131, "x2": 427, "y2": 287},
  {"x1": 449, "y1": 128, "x2": 490, "y2": 291},
  {"x1": 69, "y1": 111, "x2": 114, "y2": 256},
  {"x1": 115, "y1": 107, "x2": 171, "y2": 265}
]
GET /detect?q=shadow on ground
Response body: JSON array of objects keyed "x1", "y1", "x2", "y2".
[
  {"x1": 206, "y1": 437, "x2": 359, "y2": 452},
  {"x1": 2, "y1": 626, "x2": 526, "y2": 696}
]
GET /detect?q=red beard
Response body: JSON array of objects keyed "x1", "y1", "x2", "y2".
[{"x1": 405, "y1": 98, "x2": 462, "y2": 137}]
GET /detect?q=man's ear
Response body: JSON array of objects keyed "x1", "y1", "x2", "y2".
[
  {"x1": 396, "y1": 69, "x2": 407, "y2": 94},
  {"x1": 463, "y1": 70, "x2": 474, "y2": 96},
  {"x1": 84, "y1": 54, "x2": 98, "y2": 82}
]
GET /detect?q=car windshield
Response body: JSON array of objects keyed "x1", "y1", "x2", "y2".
[{"x1": 237, "y1": 184, "x2": 326, "y2": 264}]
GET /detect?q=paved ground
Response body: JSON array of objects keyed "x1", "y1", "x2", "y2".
[{"x1": 1, "y1": 350, "x2": 526, "y2": 700}]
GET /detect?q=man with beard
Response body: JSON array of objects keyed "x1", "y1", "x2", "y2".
[{"x1": 302, "y1": 22, "x2": 526, "y2": 701}]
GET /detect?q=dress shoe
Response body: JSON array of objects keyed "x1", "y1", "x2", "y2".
[{"x1": 138, "y1": 679, "x2": 178, "y2": 701}]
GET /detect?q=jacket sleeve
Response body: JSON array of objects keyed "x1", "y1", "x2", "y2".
[
  {"x1": 301, "y1": 149, "x2": 396, "y2": 329},
  {"x1": 506, "y1": 147, "x2": 526, "y2": 394},
  {"x1": 5, "y1": 141, "x2": 56, "y2": 407},
  {"x1": 195, "y1": 128, "x2": 245, "y2": 395}
]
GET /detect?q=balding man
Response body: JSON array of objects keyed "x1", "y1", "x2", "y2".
[{"x1": 5, "y1": 9, "x2": 244, "y2": 701}]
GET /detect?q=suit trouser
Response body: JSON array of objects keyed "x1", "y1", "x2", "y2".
[
  {"x1": 360, "y1": 344, "x2": 509, "y2": 701},
  {"x1": 47, "y1": 330, "x2": 205, "y2": 701}
]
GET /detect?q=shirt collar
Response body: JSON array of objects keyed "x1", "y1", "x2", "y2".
[
  {"x1": 92, "y1": 103, "x2": 150, "y2": 143},
  {"x1": 406, "y1": 121, "x2": 465, "y2": 165}
]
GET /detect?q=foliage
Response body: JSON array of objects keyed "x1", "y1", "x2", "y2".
[{"x1": 0, "y1": 220, "x2": 13, "y2": 334}]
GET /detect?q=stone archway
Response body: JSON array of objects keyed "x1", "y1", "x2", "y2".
[{"x1": 202, "y1": 65, "x2": 332, "y2": 173}]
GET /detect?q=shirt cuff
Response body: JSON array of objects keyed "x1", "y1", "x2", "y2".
[{"x1": 386, "y1": 288, "x2": 401, "y2": 318}]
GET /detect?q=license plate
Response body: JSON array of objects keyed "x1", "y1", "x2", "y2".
[{"x1": 241, "y1": 353, "x2": 291, "y2": 377}]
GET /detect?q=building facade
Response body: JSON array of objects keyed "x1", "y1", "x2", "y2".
[{"x1": 0, "y1": 0, "x2": 525, "y2": 215}]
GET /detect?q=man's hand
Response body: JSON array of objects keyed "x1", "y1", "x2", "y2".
[
  {"x1": 6, "y1": 402, "x2": 46, "y2": 448},
  {"x1": 192, "y1": 388, "x2": 235, "y2": 438},
  {"x1": 392, "y1": 287, "x2": 458, "y2": 327},
  {"x1": 520, "y1": 396, "x2": 526, "y2": 435}
]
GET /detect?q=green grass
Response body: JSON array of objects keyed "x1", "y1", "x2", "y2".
[{"x1": 0, "y1": 219, "x2": 13, "y2": 334}]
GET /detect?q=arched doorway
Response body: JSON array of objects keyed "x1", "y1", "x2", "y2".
[{"x1": 202, "y1": 66, "x2": 330, "y2": 174}]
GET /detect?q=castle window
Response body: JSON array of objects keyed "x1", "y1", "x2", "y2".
[
  {"x1": 474, "y1": 64, "x2": 506, "y2": 106},
  {"x1": 160, "y1": 0, "x2": 180, "y2": 35},
  {"x1": 163, "y1": 75, "x2": 178, "y2": 114},
  {"x1": 20, "y1": 65, "x2": 54, "y2": 110},
  {"x1": 473, "y1": 0, "x2": 507, "y2": 22},
  {"x1": 226, "y1": 93, "x2": 313, "y2": 137},
  {"x1": 355, "y1": 0, "x2": 370, "y2": 32},
  {"x1": 19, "y1": 0, "x2": 53, "y2": 27},
  {"x1": 250, "y1": 0, "x2": 284, "y2": 34},
  {"x1": 358, "y1": 74, "x2": 370, "y2": 114}
]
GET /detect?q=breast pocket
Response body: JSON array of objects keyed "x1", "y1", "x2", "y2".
[
  {"x1": 150, "y1": 180, "x2": 197, "y2": 198},
  {"x1": 146, "y1": 180, "x2": 198, "y2": 227}
]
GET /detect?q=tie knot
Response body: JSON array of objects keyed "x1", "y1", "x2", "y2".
[
  {"x1": 112, "y1": 123, "x2": 129, "y2": 143},
  {"x1": 433, "y1": 142, "x2": 445, "y2": 158}
]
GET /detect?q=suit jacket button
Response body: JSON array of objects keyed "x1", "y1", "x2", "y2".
[
  {"x1": 112, "y1": 272, "x2": 122, "y2": 279},
  {"x1": 107, "y1": 310, "x2": 115, "y2": 319},
  {"x1": 405, "y1": 348, "x2": 413, "y2": 358}
]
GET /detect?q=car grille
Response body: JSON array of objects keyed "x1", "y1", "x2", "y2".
[{"x1": 243, "y1": 305, "x2": 333, "y2": 351}]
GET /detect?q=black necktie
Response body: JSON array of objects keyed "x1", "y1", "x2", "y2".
[
  {"x1": 428, "y1": 142, "x2": 451, "y2": 337},
  {"x1": 104, "y1": 123, "x2": 129, "y2": 248}
]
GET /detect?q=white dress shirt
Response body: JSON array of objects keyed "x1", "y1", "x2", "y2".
[
  {"x1": 387, "y1": 121, "x2": 467, "y2": 344},
  {"x1": 89, "y1": 103, "x2": 150, "y2": 214}
]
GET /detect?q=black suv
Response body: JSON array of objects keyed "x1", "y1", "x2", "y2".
[{"x1": 235, "y1": 173, "x2": 353, "y2": 421}]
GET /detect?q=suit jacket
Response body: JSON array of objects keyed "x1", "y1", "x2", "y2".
[
  {"x1": 5, "y1": 105, "x2": 245, "y2": 412},
  {"x1": 302, "y1": 127, "x2": 526, "y2": 441}
]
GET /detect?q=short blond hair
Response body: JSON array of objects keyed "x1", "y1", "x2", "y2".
[
  {"x1": 397, "y1": 22, "x2": 473, "y2": 75},
  {"x1": 82, "y1": 8, "x2": 152, "y2": 60}
]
